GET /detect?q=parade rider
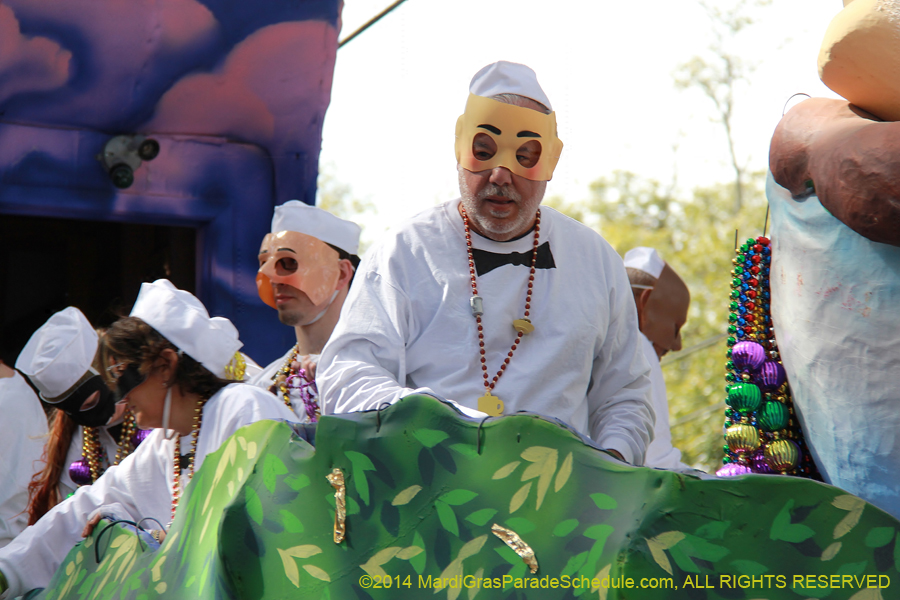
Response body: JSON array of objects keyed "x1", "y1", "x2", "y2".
[
  {"x1": 318, "y1": 61, "x2": 654, "y2": 465},
  {"x1": 249, "y1": 201, "x2": 361, "y2": 422}
]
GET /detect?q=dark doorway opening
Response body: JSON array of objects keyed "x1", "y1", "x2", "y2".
[{"x1": 0, "y1": 215, "x2": 196, "y2": 365}]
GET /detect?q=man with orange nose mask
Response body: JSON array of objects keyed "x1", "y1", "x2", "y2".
[
  {"x1": 249, "y1": 201, "x2": 361, "y2": 422},
  {"x1": 624, "y1": 247, "x2": 691, "y2": 469}
]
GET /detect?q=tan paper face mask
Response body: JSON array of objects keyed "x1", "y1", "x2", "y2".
[
  {"x1": 642, "y1": 264, "x2": 690, "y2": 355},
  {"x1": 256, "y1": 231, "x2": 341, "y2": 308},
  {"x1": 455, "y1": 94, "x2": 563, "y2": 181}
]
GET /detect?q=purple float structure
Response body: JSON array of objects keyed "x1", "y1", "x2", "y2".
[{"x1": 0, "y1": 0, "x2": 341, "y2": 365}]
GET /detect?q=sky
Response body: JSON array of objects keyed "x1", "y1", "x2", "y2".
[{"x1": 318, "y1": 0, "x2": 844, "y2": 246}]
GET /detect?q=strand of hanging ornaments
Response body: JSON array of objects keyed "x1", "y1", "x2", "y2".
[{"x1": 716, "y1": 208, "x2": 821, "y2": 480}]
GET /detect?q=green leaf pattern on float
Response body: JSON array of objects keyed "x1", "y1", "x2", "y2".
[{"x1": 33, "y1": 395, "x2": 900, "y2": 600}]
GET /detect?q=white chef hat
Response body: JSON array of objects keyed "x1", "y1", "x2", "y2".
[
  {"x1": 130, "y1": 279, "x2": 241, "y2": 378},
  {"x1": 623, "y1": 247, "x2": 666, "y2": 279},
  {"x1": 16, "y1": 307, "x2": 98, "y2": 400},
  {"x1": 271, "y1": 201, "x2": 362, "y2": 256},
  {"x1": 469, "y1": 61, "x2": 553, "y2": 112}
]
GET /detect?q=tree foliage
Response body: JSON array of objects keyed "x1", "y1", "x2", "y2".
[
  {"x1": 547, "y1": 169, "x2": 768, "y2": 472},
  {"x1": 673, "y1": 0, "x2": 771, "y2": 211}
]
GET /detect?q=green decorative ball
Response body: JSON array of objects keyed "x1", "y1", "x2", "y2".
[
  {"x1": 727, "y1": 383, "x2": 762, "y2": 413},
  {"x1": 758, "y1": 401, "x2": 789, "y2": 432}
]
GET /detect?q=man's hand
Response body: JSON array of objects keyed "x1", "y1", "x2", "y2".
[
  {"x1": 82, "y1": 513, "x2": 103, "y2": 538},
  {"x1": 291, "y1": 355, "x2": 319, "y2": 380}
]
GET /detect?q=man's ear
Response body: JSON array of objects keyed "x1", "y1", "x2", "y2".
[
  {"x1": 155, "y1": 348, "x2": 180, "y2": 385},
  {"x1": 336, "y1": 259, "x2": 355, "y2": 290},
  {"x1": 637, "y1": 288, "x2": 652, "y2": 313}
]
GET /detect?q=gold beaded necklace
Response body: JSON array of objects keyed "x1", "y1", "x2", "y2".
[
  {"x1": 80, "y1": 412, "x2": 139, "y2": 483},
  {"x1": 170, "y1": 397, "x2": 207, "y2": 524},
  {"x1": 270, "y1": 344, "x2": 301, "y2": 409},
  {"x1": 461, "y1": 206, "x2": 540, "y2": 417}
]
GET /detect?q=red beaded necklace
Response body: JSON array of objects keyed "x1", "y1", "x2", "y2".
[{"x1": 461, "y1": 206, "x2": 540, "y2": 416}]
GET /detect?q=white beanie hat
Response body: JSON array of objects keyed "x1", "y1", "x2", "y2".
[
  {"x1": 16, "y1": 307, "x2": 98, "y2": 400},
  {"x1": 272, "y1": 201, "x2": 362, "y2": 256},
  {"x1": 130, "y1": 279, "x2": 241, "y2": 378},
  {"x1": 469, "y1": 61, "x2": 553, "y2": 111},
  {"x1": 624, "y1": 247, "x2": 666, "y2": 278}
]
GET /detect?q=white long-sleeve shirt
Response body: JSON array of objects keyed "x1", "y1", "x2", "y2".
[
  {"x1": 0, "y1": 383, "x2": 296, "y2": 598},
  {"x1": 639, "y1": 334, "x2": 689, "y2": 470},
  {"x1": 0, "y1": 372, "x2": 48, "y2": 548},
  {"x1": 319, "y1": 199, "x2": 654, "y2": 464}
]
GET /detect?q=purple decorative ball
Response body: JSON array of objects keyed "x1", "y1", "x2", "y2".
[
  {"x1": 755, "y1": 361, "x2": 786, "y2": 391},
  {"x1": 132, "y1": 428, "x2": 151, "y2": 446},
  {"x1": 69, "y1": 459, "x2": 93, "y2": 486},
  {"x1": 716, "y1": 463, "x2": 752, "y2": 477},
  {"x1": 731, "y1": 341, "x2": 766, "y2": 372},
  {"x1": 750, "y1": 451, "x2": 773, "y2": 474}
]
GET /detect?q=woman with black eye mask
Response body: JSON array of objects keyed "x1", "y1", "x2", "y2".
[
  {"x1": 0, "y1": 280, "x2": 296, "y2": 599},
  {"x1": 18, "y1": 309, "x2": 150, "y2": 525}
]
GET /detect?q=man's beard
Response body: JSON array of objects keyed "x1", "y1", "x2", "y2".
[
  {"x1": 277, "y1": 307, "x2": 305, "y2": 327},
  {"x1": 458, "y1": 169, "x2": 540, "y2": 239}
]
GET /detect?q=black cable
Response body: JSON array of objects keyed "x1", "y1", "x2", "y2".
[{"x1": 338, "y1": 0, "x2": 409, "y2": 49}]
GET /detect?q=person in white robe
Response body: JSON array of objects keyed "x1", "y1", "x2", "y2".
[
  {"x1": 318, "y1": 61, "x2": 654, "y2": 465},
  {"x1": 0, "y1": 361, "x2": 47, "y2": 548},
  {"x1": 249, "y1": 201, "x2": 361, "y2": 423},
  {"x1": 623, "y1": 247, "x2": 692, "y2": 470},
  {"x1": 0, "y1": 280, "x2": 295, "y2": 599}
]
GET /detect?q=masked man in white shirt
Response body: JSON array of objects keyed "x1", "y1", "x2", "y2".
[
  {"x1": 249, "y1": 201, "x2": 361, "y2": 422},
  {"x1": 623, "y1": 247, "x2": 692, "y2": 470},
  {"x1": 318, "y1": 61, "x2": 654, "y2": 465}
]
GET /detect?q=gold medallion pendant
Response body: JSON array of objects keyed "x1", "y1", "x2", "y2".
[
  {"x1": 512, "y1": 318, "x2": 534, "y2": 334},
  {"x1": 477, "y1": 391, "x2": 504, "y2": 416}
]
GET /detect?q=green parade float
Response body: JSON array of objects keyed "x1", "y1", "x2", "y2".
[{"x1": 31, "y1": 395, "x2": 899, "y2": 600}]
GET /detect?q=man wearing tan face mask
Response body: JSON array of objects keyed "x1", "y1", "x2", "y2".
[
  {"x1": 624, "y1": 247, "x2": 691, "y2": 470},
  {"x1": 249, "y1": 201, "x2": 361, "y2": 422},
  {"x1": 319, "y1": 61, "x2": 654, "y2": 466}
]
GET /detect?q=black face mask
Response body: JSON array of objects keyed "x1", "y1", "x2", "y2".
[
  {"x1": 113, "y1": 363, "x2": 146, "y2": 402},
  {"x1": 40, "y1": 375, "x2": 117, "y2": 428}
]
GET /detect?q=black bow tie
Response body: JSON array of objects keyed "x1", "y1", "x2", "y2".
[{"x1": 471, "y1": 242, "x2": 556, "y2": 276}]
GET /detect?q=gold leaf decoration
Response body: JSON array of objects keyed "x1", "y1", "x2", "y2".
[
  {"x1": 510, "y1": 482, "x2": 532, "y2": 514},
  {"x1": 468, "y1": 567, "x2": 484, "y2": 600},
  {"x1": 303, "y1": 565, "x2": 331, "y2": 582},
  {"x1": 554, "y1": 452, "x2": 573, "y2": 492},
  {"x1": 646, "y1": 538, "x2": 673, "y2": 576},
  {"x1": 438, "y1": 536, "x2": 486, "y2": 600},
  {"x1": 821, "y1": 542, "x2": 842, "y2": 561},
  {"x1": 644, "y1": 532, "x2": 683, "y2": 576},
  {"x1": 326, "y1": 468, "x2": 346, "y2": 543},
  {"x1": 493, "y1": 461, "x2": 520, "y2": 480},
  {"x1": 832, "y1": 495, "x2": 865, "y2": 540},
  {"x1": 360, "y1": 547, "x2": 401, "y2": 579},
  {"x1": 397, "y1": 546, "x2": 423, "y2": 560},
  {"x1": 492, "y1": 524, "x2": 538, "y2": 574},
  {"x1": 278, "y1": 548, "x2": 300, "y2": 588},
  {"x1": 520, "y1": 446, "x2": 558, "y2": 510},
  {"x1": 392, "y1": 485, "x2": 423, "y2": 506},
  {"x1": 593, "y1": 564, "x2": 612, "y2": 598},
  {"x1": 834, "y1": 508, "x2": 864, "y2": 540},
  {"x1": 653, "y1": 531, "x2": 685, "y2": 549}
]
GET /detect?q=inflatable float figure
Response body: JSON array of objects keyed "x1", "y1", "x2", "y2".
[{"x1": 766, "y1": 0, "x2": 900, "y2": 520}]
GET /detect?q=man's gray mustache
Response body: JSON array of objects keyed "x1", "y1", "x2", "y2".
[{"x1": 477, "y1": 184, "x2": 521, "y2": 202}]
